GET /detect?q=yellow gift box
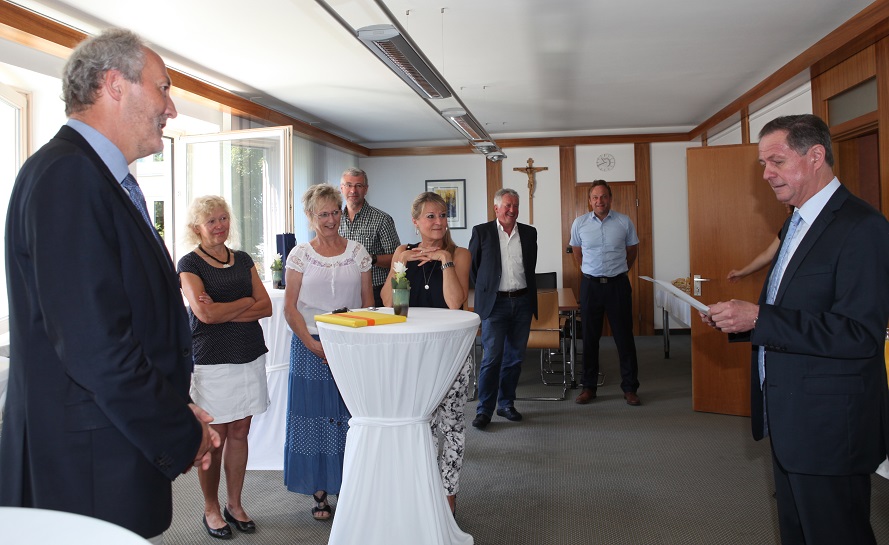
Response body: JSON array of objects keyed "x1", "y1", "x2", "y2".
[{"x1": 315, "y1": 311, "x2": 407, "y2": 328}]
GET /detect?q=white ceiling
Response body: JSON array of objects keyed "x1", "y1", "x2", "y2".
[{"x1": 6, "y1": 0, "x2": 877, "y2": 149}]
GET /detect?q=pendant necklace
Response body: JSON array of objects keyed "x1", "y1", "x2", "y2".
[
  {"x1": 422, "y1": 261, "x2": 435, "y2": 290},
  {"x1": 199, "y1": 244, "x2": 232, "y2": 268}
]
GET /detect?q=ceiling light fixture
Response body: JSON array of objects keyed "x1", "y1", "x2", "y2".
[
  {"x1": 472, "y1": 141, "x2": 497, "y2": 154},
  {"x1": 315, "y1": 0, "x2": 502, "y2": 154},
  {"x1": 357, "y1": 24, "x2": 452, "y2": 100},
  {"x1": 441, "y1": 108, "x2": 490, "y2": 141}
]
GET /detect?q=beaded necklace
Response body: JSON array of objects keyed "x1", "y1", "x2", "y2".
[{"x1": 198, "y1": 244, "x2": 232, "y2": 268}]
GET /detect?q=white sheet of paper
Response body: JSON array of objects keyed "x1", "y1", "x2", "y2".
[
  {"x1": 639, "y1": 276, "x2": 710, "y2": 314},
  {"x1": 878, "y1": 457, "x2": 889, "y2": 480}
]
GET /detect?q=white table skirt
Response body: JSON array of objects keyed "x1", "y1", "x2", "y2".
[
  {"x1": 654, "y1": 282, "x2": 692, "y2": 327},
  {"x1": 319, "y1": 307, "x2": 479, "y2": 545},
  {"x1": 246, "y1": 285, "x2": 289, "y2": 470}
]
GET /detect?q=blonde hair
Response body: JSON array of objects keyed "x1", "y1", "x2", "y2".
[
  {"x1": 302, "y1": 183, "x2": 343, "y2": 217},
  {"x1": 183, "y1": 195, "x2": 240, "y2": 248},
  {"x1": 411, "y1": 192, "x2": 456, "y2": 256}
]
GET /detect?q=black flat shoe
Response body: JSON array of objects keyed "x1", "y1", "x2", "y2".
[
  {"x1": 224, "y1": 506, "x2": 257, "y2": 533},
  {"x1": 202, "y1": 515, "x2": 233, "y2": 540}
]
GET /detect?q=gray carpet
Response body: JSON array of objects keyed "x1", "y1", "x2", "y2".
[{"x1": 168, "y1": 335, "x2": 889, "y2": 544}]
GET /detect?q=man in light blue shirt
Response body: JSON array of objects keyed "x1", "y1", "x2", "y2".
[{"x1": 570, "y1": 180, "x2": 641, "y2": 406}]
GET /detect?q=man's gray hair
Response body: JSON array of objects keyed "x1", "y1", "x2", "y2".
[
  {"x1": 62, "y1": 28, "x2": 147, "y2": 116},
  {"x1": 341, "y1": 167, "x2": 368, "y2": 184},
  {"x1": 494, "y1": 188, "x2": 520, "y2": 206}
]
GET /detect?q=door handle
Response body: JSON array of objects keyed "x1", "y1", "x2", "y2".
[{"x1": 692, "y1": 275, "x2": 710, "y2": 296}]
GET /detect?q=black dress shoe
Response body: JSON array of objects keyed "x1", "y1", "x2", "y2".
[
  {"x1": 202, "y1": 515, "x2": 233, "y2": 540},
  {"x1": 471, "y1": 413, "x2": 491, "y2": 429},
  {"x1": 224, "y1": 506, "x2": 257, "y2": 533},
  {"x1": 496, "y1": 406, "x2": 523, "y2": 421}
]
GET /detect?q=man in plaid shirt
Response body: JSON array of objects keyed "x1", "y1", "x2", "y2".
[{"x1": 338, "y1": 167, "x2": 401, "y2": 307}]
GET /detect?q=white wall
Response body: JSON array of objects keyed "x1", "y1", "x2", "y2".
[
  {"x1": 651, "y1": 141, "x2": 700, "y2": 328},
  {"x1": 576, "y1": 144, "x2": 636, "y2": 182},
  {"x1": 293, "y1": 137, "x2": 358, "y2": 243},
  {"x1": 750, "y1": 83, "x2": 813, "y2": 140},
  {"x1": 361, "y1": 141, "x2": 699, "y2": 331},
  {"x1": 500, "y1": 147, "x2": 563, "y2": 280},
  {"x1": 357, "y1": 154, "x2": 488, "y2": 250}
]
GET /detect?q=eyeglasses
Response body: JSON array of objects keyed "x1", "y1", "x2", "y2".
[
  {"x1": 342, "y1": 183, "x2": 367, "y2": 190},
  {"x1": 314, "y1": 209, "x2": 342, "y2": 219}
]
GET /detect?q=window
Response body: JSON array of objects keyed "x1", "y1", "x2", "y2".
[
  {"x1": 0, "y1": 82, "x2": 29, "y2": 320},
  {"x1": 175, "y1": 127, "x2": 293, "y2": 279}
]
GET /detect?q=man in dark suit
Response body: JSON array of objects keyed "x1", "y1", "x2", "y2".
[
  {"x1": 0, "y1": 29, "x2": 218, "y2": 542},
  {"x1": 705, "y1": 114, "x2": 889, "y2": 545},
  {"x1": 469, "y1": 188, "x2": 537, "y2": 429}
]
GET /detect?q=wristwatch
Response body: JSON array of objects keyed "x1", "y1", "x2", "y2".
[
  {"x1": 441, "y1": 261, "x2": 455, "y2": 270},
  {"x1": 371, "y1": 254, "x2": 378, "y2": 266}
]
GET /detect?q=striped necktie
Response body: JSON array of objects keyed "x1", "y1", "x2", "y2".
[
  {"x1": 756, "y1": 210, "x2": 802, "y2": 436},
  {"x1": 121, "y1": 173, "x2": 163, "y2": 245},
  {"x1": 765, "y1": 210, "x2": 802, "y2": 306}
]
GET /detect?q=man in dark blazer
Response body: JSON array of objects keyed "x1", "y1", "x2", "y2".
[
  {"x1": 0, "y1": 29, "x2": 218, "y2": 541},
  {"x1": 469, "y1": 188, "x2": 537, "y2": 429},
  {"x1": 706, "y1": 114, "x2": 889, "y2": 545}
]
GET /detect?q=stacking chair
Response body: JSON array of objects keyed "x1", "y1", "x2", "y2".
[
  {"x1": 535, "y1": 271, "x2": 557, "y2": 290},
  {"x1": 520, "y1": 290, "x2": 568, "y2": 401}
]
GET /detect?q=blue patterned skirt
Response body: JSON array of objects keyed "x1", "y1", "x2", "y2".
[{"x1": 283, "y1": 334, "x2": 350, "y2": 495}]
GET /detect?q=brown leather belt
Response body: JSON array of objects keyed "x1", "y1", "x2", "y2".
[{"x1": 497, "y1": 288, "x2": 528, "y2": 298}]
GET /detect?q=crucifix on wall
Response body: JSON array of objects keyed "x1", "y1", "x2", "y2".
[{"x1": 513, "y1": 158, "x2": 548, "y2": 224}]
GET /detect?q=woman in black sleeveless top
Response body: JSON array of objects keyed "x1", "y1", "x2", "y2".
[{"x1": 382, "y1": 192, "x2": 471, "y2": 515}]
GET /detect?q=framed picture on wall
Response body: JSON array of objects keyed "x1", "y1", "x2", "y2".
[{"x1": 425, "y1": 179, "x2": 466, "y2": 229}]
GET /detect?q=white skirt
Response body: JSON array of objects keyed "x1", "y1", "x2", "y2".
[{"x1": 191, "y1": 354, "x2": 270, "y2": 425}]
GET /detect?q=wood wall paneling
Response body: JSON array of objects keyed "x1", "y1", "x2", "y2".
[
  {"x1": 740, "y1": 107, "x2": 750, "y2": 144},
  {"x1": 559, "y1": 146, "x2": 578, "y2": 294},
  {"x1": 485, "y1": 159, "x2": 502, "y2": 222},
  {"x1": 815, "y1": 45, "x2": 876, "y2": 107},
  {"x1": 879, "y1": 36, "x2": 889, "y2": 215},
  {"x1": 633, "y1": 143, "x2": 654, "y2": 336}
]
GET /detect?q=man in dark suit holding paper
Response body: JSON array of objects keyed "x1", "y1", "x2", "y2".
[
  {"x1": 0, "y1": 29, "x2": 218, "y2": 542},
  {"x1": 469, "y1": 188, "x2": 537, "y2": 429},
  {"x1": 704, "y1": 114, "x2": 889, "y2": 545}
]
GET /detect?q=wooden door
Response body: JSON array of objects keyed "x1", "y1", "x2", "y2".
[
  {"x1": 569, "y1": 182, "x2": 641, "y2": 336},
  {"x1": 835, "y1": 131, "x2": 881, "y2": 211},
  {"x1": 687, "y1": 145, "x2": 789, "y2": 416}
]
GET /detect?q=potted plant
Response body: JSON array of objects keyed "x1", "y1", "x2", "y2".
[
  {"x1": 270, "y1": 254, "x2": 284, "y2": 289},
  {"x1": 391, "y1": 261, "x2": 410, "y2": 316}
]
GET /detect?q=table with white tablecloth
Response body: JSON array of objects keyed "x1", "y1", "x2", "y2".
[
  {"x1": 246, "y1": 285, "x2": 290, "y2": 470},
  {"x1": 0, "y1": 507, "x2": 151, "y2": 544},
  {"x1": 654, "y1": 282, "x2": 692, "y2": 359},
  {"x1": 318, "y1": 307, "x2": 479, "y2": 545}
]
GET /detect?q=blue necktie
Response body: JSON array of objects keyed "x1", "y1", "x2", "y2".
[
  {"x1": 766, "y1": 210, "x2": 802, "y2": 306},
  {"x1": 757, "y1": 210, "x2": 801, "y2": 435},
  {"x1": 121, "y1": 173, "x2": 163, "y2": 245}
]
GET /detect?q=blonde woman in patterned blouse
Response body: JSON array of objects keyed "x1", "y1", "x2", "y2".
[{"x1": 282, "y1": 183, "x2": 373, "y2": 521}]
